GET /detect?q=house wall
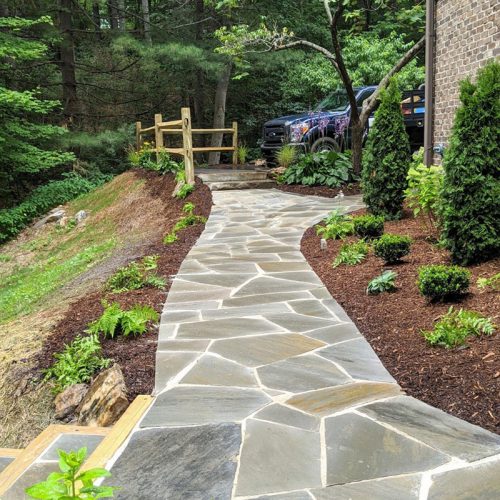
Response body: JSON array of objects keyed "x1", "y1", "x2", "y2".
[{"x1": 433, "y1": 0, "x2": 499, "y2": 151}]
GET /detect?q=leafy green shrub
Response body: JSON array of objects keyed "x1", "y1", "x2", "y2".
[
  {"x1": 163, "y1": 202, "x2": 206, "y2": 244},
  {"x1": 417, "y1": 265, "x2": 471, "y2": 301},
  {"x1": 477, "y1": 273, "x2": 500, "y2": 292},
  {"x1": 316, "y1": 210, "x2": 354, "y2": 240},
  {"x1": 107, "y1": 255, "x2": 165, "y2": 293},
  {"x1": 281, "y1": 150, "x2": 354, "y2": 187},
  {"x1": 88, "y1": 302, "x2": 159, "y2": 338},
  {"x1": 0, "y1": 174, "x2": 105, "y2": 244},
  {"x1": 175, "y1": 183, "x2": 195, "y2": 199},
  {"x1": 333, "y1": 240, "x2": 369, "y2": 267},
  {"x1": 25, "y1": 447, "x2": 117, "y2": 499},
  {"x1": 44, "y1": 334, "x2": 111, "y2": 394},
  {"x1": 373, "y1": 233, "x2": 411, "y2": 263},
  {"x1": 423, "y1": 307, "x2": 495, "y2": 348},
  {"x1": 367, "y1": 270, "x2": 397, "y2": 295},
  {"x1": 275, "y1": 145, "x2": 298, "y2": 169},
  {"x1": 404, "y1": 149, "x2": 444, "y2": 229},
  {"x1": 237, "y1": 145, "x2": 249, "y2": 164},
  {"x1": 440, "y1": 62, "x2": 500, "y2": 265},
  {"x1": 362, "y1": 78, "x2": 411, "y2": 219},
  {"x1": 353, "y1": 214, "x2": 384, "y2": 239}
]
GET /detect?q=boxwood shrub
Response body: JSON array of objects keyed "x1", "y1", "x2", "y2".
[
  {"x1": 373, "y1": 234, "x2": 412, "y2": 264},
  {"x1": 353, "y1": 214, "x2": 384, "y2": 239},
  {"x1": 417, "y1": 265, "x2": 471, "y2": 301}
]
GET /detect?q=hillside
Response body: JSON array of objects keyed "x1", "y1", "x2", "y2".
[{"x1": 0, "y1": 170, "x2": 212, "y2": 447}]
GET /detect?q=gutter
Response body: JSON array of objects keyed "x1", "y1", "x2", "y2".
[{"x1": 424, "y1": 0, "x2": 436, "y2": 165}]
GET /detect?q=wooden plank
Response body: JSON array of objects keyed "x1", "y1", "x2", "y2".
[
  {"x1": 192, "y1": 147, "x2": 235, "y2": 152},
  {"x1": 181, "y1": 107, "x2": 195, "y2": 185},
  {"x1": 191, "y1": 128, "x2": 234, "y2": 134},
  {"x1": 135, "y1": 121, "x2": 142, "y2": 151},
  {"x1": 161, "y1": 147, "x2": 184, "y2": 155},
  {"x1": 154, "y1": 113, "x2": 163, "y2": 162},
  {"x1": 232, "y1": 121, "x2": 238, "y2": 166},
  {"x1": 162, "y1": 128, "x2": 183, "y2": 134},
  {"x1": 0, "y1": 448, "x2": 23, "y2": 458},
  {"x1": 140, "y1": 125, "x2": 156, "y2": 133},
  {"x1": 158, "y1": 119, "x2": 182, "y2": 128},
  {"x1": 0, "y1": 425, "x2": 110, "y2": 495},
  {"x1": 80, "y1": 395, "x2": 153, "y2": 473}
]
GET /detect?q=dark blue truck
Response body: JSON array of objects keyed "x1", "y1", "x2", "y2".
[{"x1": 260, "y1": 86, "x2": 424, "y2": 162}]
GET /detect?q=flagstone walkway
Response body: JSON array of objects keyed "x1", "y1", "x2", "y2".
[{"x1": 106, "y1": 190, "x2": 500, "y2": 499}]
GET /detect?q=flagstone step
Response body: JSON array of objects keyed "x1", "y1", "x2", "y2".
[
  {"x1": 197, "y1": 170, "x2": 269, "y2": 182},
  {"x1": 205, "y1": 179, "x2": 277, "y2": 191}
]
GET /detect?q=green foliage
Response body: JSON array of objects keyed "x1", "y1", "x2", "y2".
[
  {"x1": 423, "y1": 307, "x2": 496, "y2": 348},
  {"x1": 163, "y1": 203, "x2": 206, "y2": 244},
  {"x1": 404, "y1": 149, "x2": 444, "y2": 228},
  {"x1": 316, "y1": 210, "x2": 354, "y2": 240},
  {"x1": 440, "y1": 62, "x2": 500, "y2": 265},
  {"x1": 477, "y1": 273, "x2": 500, "y2": 292},
  {"x1": 43, "y1": 334, "x2": 111, "y2": 394},
  {"x1": 0, "y1": 173, "x2": 105, "y2": 244},
  {"x1": 353, "y1": 214, "x2": 384, "y2": 240},
  {"x1": 176, "y1": 183, "x2": 195, "y2": 199},
  {"x1": 107, "y1": 255, "x2": 165, "y2": 293},
  {"x1": 373, "y1": 233, "x2": 412, "y2": 263},
  {"x1": 333, "y1": 240, "x2": 369, "y2": 267},
  {"x1": 275, "y1": 145, "x2": 298, "y2": 169},
  {"x1": 282, "y1": 151, "x2": 354, "y2": 187},
  {"x1": 417, "y1": 265, "x2": 471, "y2": 301},
  {"x1": 87, "y1": 302, "x2": 159, "y2": 339},
  {"x1": 25, "y1": 447, "x2": 117, "y2": 499},
  {"x1": 237, "y1": 145, "x2": 250, "y2": 164},
  {"x1": 362, "y1": 79, "x2": 411, "y2": 219},
  {"x1": 129, "y1": 144, "x2": 183, "y2": 175},
  {"x1": 367, "y1": 270, "x2": 397, "y2": 295}
]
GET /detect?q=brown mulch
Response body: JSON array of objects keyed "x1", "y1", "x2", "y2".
[
  {"x1": 301, "y1": 209, "x2": 500, "y2": 434},
  {"x1": 275, "y1": 183, "x2": 361, "y2": 198},
  {"x1": 36, "y1": 171, "x2": 212, "y2": 401}
]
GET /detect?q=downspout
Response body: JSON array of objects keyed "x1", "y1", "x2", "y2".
[{"x1": 424, "y1": 0, "x2": 436, "y2": 166}]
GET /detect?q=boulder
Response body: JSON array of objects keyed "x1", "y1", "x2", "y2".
[
  {"x1": 77, "y1": 364, "x2": 129, "y2": 427},
  {"x1": 75, "y1": 210, "x2": 88, "y2": 223},
  {"x1": 54, "y1": 383, "x2": 88, "y2": 421},
  {"x1": 34, "y1": 209, "x2": 65, "y2": 228}
]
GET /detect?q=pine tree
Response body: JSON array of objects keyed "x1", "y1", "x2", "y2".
[
  {"x1": 361, "y1": 78, "x2": 411, "y2": 219},
  {"x1": 440, "y1": 61, "x2": 500, "y2": 265}
]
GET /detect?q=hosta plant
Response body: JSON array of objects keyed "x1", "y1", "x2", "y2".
[
  {"x1": 423, "y1": 307, "x2": 496, "y2": 348},
  {"x1": 367, "y1": 270, "x2": 397, "y2": 295},
  {"x1": 25, "y1": 447, "x2": 117, "y2": 499},
  {"x1": 333, "y1": 240, "x2": 369, "y2": 267}
]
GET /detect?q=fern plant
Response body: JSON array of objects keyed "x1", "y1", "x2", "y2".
[
  {"x1": 175, "y1": 183, "x2": 194, "y2": 199},
  {"x1": 477, "y1": 273, "x2": 500, "y2": 292},
  {"x1": 333, "y1": 240, "x2": 369, "y2": 267},
  {"x1": 367, "y1": 270, "x2": 397, "y2": 295},
  {"x1": 87, "y1": 303, "x2": 159, "y2": 338},
  {"x1": 163, "y1": 203, "x2": 206, "y2": 244},
  {"x1": 107, "y1": 255, "x2": 165, "y2": 293},
  {"x1": 423, "y1": 307, "x2": 496, "y2": 348}
]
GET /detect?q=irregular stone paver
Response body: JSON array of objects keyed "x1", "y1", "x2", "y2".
[
  {"x1": 106, "y1": 189, "x2": 500, "y2": 498},
  {"x1": 41, "y1": 433, "x2": 104, "y2": 460},
  {"x1": 0, "y1": 456, "x2": 14, "y2": 474}
]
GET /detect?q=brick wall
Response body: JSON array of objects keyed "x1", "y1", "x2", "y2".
[{"x1": 433, "y1": 0, "x2": 499, "y2": 151}]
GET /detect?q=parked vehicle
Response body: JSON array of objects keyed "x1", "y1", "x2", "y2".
[{"x1": 260, "y1": 85, "x2": 424, "y2": 162}]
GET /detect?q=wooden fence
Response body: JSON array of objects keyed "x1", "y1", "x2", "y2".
[{"x1": 135, "y1": 107, "x2": 238, "y2": 185}]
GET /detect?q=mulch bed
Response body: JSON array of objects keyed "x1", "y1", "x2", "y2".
[
  {"x1": 302, "y1": 209, "x2": 500, "y2": 434},
  {"x1": 275, "y1": 183, "x2": 361, "y2": 198},
  {"x1": 36, "y1": 171, "x2": 212, "y2": 401}
]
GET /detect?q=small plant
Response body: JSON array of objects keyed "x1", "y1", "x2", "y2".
[
  {"x1": 477, "y1": 272, "x2": 500, "y2": 292},
  {"x1": 44, "y1": 334, "x2": 111, "y2": 394},
  {"x1": 163, "y1": 232, "x2": 178, "y2": 244},
  {"x1": 163, "y1": 203, "x2": 206, "y2": 244},
  {"x1": 373, "y1": 233, "x2": 411, "y2": 264},
  {"x1": 156, "y1": 150, "x2": 183, "y2": 174},
  {"x1": 316, "y1": 210, "x2": 354, "y2": 240},
  {"x1": 422, "y1": 307, "x2": 496, "y2": 348},
  {"x1": 175, "y1": 183, "x2": 194, "y2": 199},
  {"x1": 367, "y1": 270, "x2": 397, "y2": 295},
  {"x1": 25, "y1": 447, "x2": 117, "y2": 499},
  {"x1": 417, "y1": 265, "x2": 471, "y2": 301},
  {"x1": 87, "y1": 302, "x2": 159, "y2": 338},
  {"x1": 275, "y1": 145, "x2": 298, "y2": 169},
  {"x1": 237, "y1": 145, "x2": 249, "y2": 164},
  {"x1": 333, "y1": 240, "x2": 369, "y2": 267},
  {"x1": 107, "y1": 255, "x2": 165, "y2": 293},
  {"x1": 353, "y1": 214, "x2": 384, "y2": 240}
]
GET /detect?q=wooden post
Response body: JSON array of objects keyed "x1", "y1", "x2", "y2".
[
  {"x1": 154, "y1": 113, "x2": 163, "y2": 161},
  {"x1": 232, "y1": 121, "x2": 238, "y2": 166},
  {"x1": 135, "y1": 121, "x2": 142, "y2": 151},
  {"x1": 181, "y1": 107, "x2": 195, "y2": 185}
]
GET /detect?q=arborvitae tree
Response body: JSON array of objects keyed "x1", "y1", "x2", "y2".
[
  {"x1": 440, "y1": 61, "x2": 500, "y2": 265},
  {"x1": 361, "y1": 79, "x2": 411, "y2": 219}
]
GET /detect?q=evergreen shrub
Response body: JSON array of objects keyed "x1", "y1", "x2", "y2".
[
  {"x1": 417, "y1": 264, "x2": 471, "y2": 301},
  {"x1": 373, "y1": 233, "x2": 411, "y2": 263},
  {"x1": 353, "y1": 214, "x2": 384, "y2": 239}
]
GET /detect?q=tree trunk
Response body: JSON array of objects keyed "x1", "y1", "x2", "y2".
[
  {"x1": 208, "y1": 64, "x2": 232, "y2": 165},
  {"x1": 92, "y1": 2, "x2": 101, "y2": 31},
  {"x1": 351, "y1": 121, "x2": 364, "y2": 175},
  {"x1": 59, "y1": 0, "x2": 79, "y2": 127},
  {"x1": 107, "y1": 1, "x2": 118, "y2": 30},
  {"x1": 141, "y1": 0, "x2": 152, "y2": 44},
  {"x1": 117, "y1": 0, "x2": 126, "y2": 30}
]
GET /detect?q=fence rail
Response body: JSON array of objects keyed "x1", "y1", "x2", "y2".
[{"x1": 135, "y1": 107, "x2": 238, "y2": 185}]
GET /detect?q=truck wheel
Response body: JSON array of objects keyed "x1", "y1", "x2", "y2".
[{"x1": 310, "y1": 137, "x2": 340, "y2": 153}]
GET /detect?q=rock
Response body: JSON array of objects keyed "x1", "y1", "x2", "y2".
[
  {"x1": 34, "y1": 209, "x2": 65, "y2": 228},
  {"x1": 172, "y1": 180, "x2": 185, "y2": 197},
  {"x1": 75, "y1": 210, "x2": 88, "y2": 223},
  {"x1": 54, "y1": 383, "x2": 88, "y2": 421},
  {"x1": 77, "y1": 365, "x2": 129, "y2": 427},
  {"x1": 57, "y1": 216, "x2": 68, "y2": 227}
]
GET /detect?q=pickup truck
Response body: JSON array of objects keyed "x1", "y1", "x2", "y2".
[{"x1": 260, "y1": 85, "x2": 424, "y2": 162}]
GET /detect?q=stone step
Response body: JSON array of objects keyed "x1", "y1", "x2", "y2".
[
  {"x1": 206, "y1": 180, "x2": 277, "y2": 191},
  {"x1": 197, "y1": 171, "x2": 269, "y2": 182}
]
